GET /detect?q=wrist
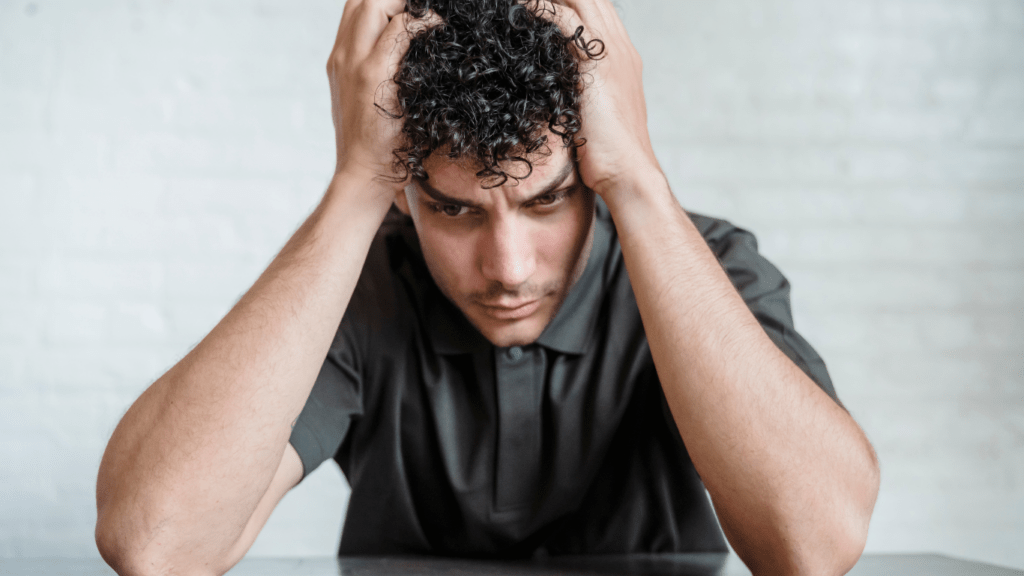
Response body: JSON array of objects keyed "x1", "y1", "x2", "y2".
[
  {"x1": 327, "y1": 167, "x2": 404, "y2": 215},
  {"x1": 598, "y1": 164, "x2": 680, "y2": 226}
]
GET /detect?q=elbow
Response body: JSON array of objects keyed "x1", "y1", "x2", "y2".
[
  {"x1": 740, "y1": 468, "x2": 880, "y2": 576},
  {"x1": 95, "y1": 511, "x2": 155, "y2": 576},
  {"x1": 95, "y1": 505, "x2": 221, "y2": 576},
  {"x1": 742, "y1": 523, "x2": 870, "y2": 576},
  {"x1": 833, "y1": 451, "x2": 880, "y2": 573},
  {"x1": 799, "y1": 462, "x2": 880, "y2": 575}
]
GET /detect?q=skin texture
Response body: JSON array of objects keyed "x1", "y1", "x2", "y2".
[{"x1": 94, "y1": 1, "x2": 880, "y2": 575}]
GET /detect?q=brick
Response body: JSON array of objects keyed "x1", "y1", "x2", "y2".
[
  {"x1": 965, "y1": 112, "x2": 1024, "y2": 145},
  {"x1": 720, "y1": 186, "x2": 972, "y2": 226},
  {"x1": 35, "y1": 174, "x2": 165, "y2": 217},
  {"x1": 0, "y1": 3, "x2": 59, "y2": 91},
  {"x1": 163, "y1": 260, "x2": 262, "y2": 301},
  {"x1": 757, "y1": 225, "x2": 1024, "y2": 265},
  {"x1": 663, "y1": 145, "x2": 1024, "y2": 186},
  {"x1": 966, "y1": 189, "x2": 1024, "y2": 222},
  {"x1": 162, "y1": 177, "x2": 300, "y2": 216},
  {"x1": 988, "y1": 74, "x2": 1024, "y2": 107},
  {"x1": 847, "y1": 107, "x2": 968, "y2": 143},
  {"x1": 0, "y1": 300, "x2": 41, "y2": 345},
  {"x1": 991, "y1": 0, "x2": 1024, "y2": 30},
  {"x1": 42, "y1": 301, "x2": 108, "y2": 345},
  {"x1": 39, "y1": 214, "x2": 162, "y2": 258},
  {"x1": 845, "y1": 147, "x2": 1024, "y2": 184},
  {"x1": 782, "y1": 265, "x2": 1024, "y2": 311},
  {"x1": 36, "y1": 259, "x2": 163, "y2": 299},
  {"x1": 25, "y1": 345, "x2": 174, "y2": 394},
  {"x1": 831, "y1": 350, "x2": 1024, "y2": 400},
  {"x1": 0, "y1": 260, "x2": 35, "y2": 298},
  {"x1": 0, "y1": 346, "x2": 29, "y2": 391},
  {"x1": 877, "y1": 1, "x2": 993, "y2": 30},
  {"x1": 928, "y1": 76, "x2": 985, "y2": 106},
  {"x1": 108, "y1": 302, "x2": 169, "y2": 345},
  {"x1": 809, "y1": 310, "x2": 1022, "y2": 353},
  {"x1": 861, "y1": 398, "x2": 1024, "y2": 490}
]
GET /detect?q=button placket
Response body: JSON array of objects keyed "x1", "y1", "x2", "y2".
[{"x1": 493, "y1": 345, "x2": 541, "y2": 512}]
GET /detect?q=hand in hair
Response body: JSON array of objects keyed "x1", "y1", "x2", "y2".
[
  {"x1": 547, "y1": 0, "x2": 661, "y2": 198},
  {"x1": 326, "y1": 0, "x2": 439, "y2": 196}
]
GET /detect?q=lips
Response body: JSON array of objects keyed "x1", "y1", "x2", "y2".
[{"x1": 477, "y1": 298, "x2": 542, "y2": 321}]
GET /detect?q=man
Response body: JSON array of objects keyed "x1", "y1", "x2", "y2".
[{"x1": 95, "y1": 0, "x2": 880, "y2": 574}]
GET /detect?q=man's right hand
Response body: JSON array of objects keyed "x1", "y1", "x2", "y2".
[
  {"x1": 94, "y1": 4, "x2": 439, "y2": 575},
  {"x1": 327, "y1": 0, "x2": 438, "y2": 198}
]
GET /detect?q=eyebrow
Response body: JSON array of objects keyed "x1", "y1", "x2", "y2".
[{"x1": 414, "y1": 160, "x2": 577, "y2": 209}]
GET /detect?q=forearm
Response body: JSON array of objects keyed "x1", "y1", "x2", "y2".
[
  {"x1": 603, "y1": 173, "x2": 879, "y2": 575},
  {"x1": 95, "y1": 174, "x2": 394, "y2": 574}
]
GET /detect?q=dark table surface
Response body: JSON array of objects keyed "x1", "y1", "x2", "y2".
[{"x1": 3, "y1": 554, "x2": 1022, "y2": 575}]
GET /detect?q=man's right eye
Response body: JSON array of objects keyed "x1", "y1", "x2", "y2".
[{"x1": 428, "y1": 202, "x2": 468, "y2": 217}]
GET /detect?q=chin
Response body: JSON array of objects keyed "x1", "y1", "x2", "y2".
[{"x1": 475, "y1": 318, "x2": 546, "y2": 348}]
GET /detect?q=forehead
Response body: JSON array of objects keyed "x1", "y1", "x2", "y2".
[{"x1": 417, "y1": 146, "x2": 575, "y2": 201}]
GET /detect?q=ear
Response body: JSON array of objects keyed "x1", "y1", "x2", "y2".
[{"x1": 394, "y1": 184, "x2": 413, "y2": 216}]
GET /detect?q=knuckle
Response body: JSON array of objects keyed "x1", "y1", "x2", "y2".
[{"x1": 327, "y1": 51, "x2": 348, "y2": 76}]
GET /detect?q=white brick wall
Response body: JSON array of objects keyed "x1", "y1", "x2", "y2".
[{"x1": 1, "y1": 0, "x2": 1021, "y2": 569}]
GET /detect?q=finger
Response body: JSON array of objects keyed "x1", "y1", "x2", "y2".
[
  {"x1": 545, "y1": 2, "x2": 588, "y2": 41},
  {"x1": 370, "y1": 9, "x2": 443, "y2": 73},
  {"x1": 554, "y1": 0, "x2": 600, "y2": 26},
  {"x1": 558, "y1": 0, "x2": 627, "y2": 38},
  {"x1": 336, "y1": 0, "x2": 408, "y2": 61}
]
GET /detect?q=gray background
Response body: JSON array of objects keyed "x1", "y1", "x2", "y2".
[{"x1": 1, "y1": 0, "x2": 1022, "y2": 570}]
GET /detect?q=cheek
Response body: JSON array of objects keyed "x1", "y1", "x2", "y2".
[
  {"x1": 538, "y1": 209, "x2": 591, "y2": 272},
  {"x1": 419, "y1": 226, "x2": 478, "y2": 291}
]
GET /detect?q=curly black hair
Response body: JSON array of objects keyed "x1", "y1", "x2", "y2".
[{"x1": 384, "y1": 0, "x2": 604, "y2": 188}]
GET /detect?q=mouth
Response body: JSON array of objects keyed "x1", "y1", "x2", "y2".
[{"x1": 476, "y1": 298, "x2": 543, "y2": 321}]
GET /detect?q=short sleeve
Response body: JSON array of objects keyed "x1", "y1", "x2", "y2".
[
  {"x1": 288, "y1": 219, "x2": 409, "y2": 480},
  {"x1": 288, "y1": 322, "x2": 364, "y2": 480},
  {"x1": 688, "y1": 212, "x2": 842, "y2": 407}
]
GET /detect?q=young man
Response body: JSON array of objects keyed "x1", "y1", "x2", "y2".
[{"x1": 95, "y1": 1, "x2": 880, "y2": 575}]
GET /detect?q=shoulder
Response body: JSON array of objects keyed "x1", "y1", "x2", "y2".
[
  {"x1": 335, "y1": 208, "x2": 423, "y2": 357},
  {"x1": 686, "y1": 211, "x2": 762, "y2": 260}
]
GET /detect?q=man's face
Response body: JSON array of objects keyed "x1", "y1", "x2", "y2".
[{"x1": 394, "y1": 145, "x2": 596, "y2": 348}]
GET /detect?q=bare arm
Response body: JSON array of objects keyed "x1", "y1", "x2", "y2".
[
  {"x1": 94, "y1": 1, "x2": 426, "y2": 574},
  {"x1": 606, "y1": 175, "x2": 879, "y2": 576},
  {"x1": 551, "y1": 1, "x2": 879, "y2": 574}
]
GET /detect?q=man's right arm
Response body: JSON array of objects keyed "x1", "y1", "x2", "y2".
[
  {"x1": 94, "y1": 174, "x2": 390, "y2": 576},
  {"x1": 94, "y1": 1, "x2": 428, "y2": 574}
]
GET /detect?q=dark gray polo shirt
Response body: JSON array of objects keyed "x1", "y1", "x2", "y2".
[{"x1": 289, "y1": 200, "x2": 839, "y2": 558}]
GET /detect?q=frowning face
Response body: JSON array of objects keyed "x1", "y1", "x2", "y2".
[{"x1": 394, "y1": 146, "x2": 595, "y2": 348}]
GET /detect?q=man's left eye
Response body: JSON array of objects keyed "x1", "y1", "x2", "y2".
[{"x1": 532, "y1": 192, "x2": 564, "y2": 207}]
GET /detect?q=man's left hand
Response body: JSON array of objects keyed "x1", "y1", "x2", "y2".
[{"x1": 549, "y1": 0, "x2": 662, "y2": 199}]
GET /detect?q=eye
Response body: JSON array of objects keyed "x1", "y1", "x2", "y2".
[
  {"x1": 528, "y1": 189, "x2": 571, "y2": 209},
  {"x1": 533, "y1": 193, "x2": 559, "y2": 206},
  {"x1": 428, "y1": 202, "x2": 469, "y2": 217}
]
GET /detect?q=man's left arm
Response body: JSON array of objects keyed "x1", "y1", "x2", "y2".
[{"x1": 551, "y1": 1, "x2": 880, "y2": 574}]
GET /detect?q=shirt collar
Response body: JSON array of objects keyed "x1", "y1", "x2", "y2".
[{"x1": 400, "y1": 200, "x2": 614, "y2": 356}]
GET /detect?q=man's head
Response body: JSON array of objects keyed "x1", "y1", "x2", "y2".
[{"x1": 388, "y1": 0, "x2": 603, "y2": 346}]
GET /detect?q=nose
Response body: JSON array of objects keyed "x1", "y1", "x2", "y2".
[{"x1": 479, "y1": 215, "x2": 536, "y2": 290}]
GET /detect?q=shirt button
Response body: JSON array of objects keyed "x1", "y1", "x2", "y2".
[{"x1": 508, "y1": 346, "x2": 523, "y2": 362}]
